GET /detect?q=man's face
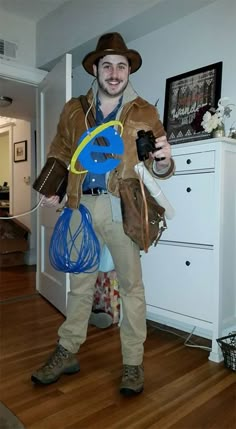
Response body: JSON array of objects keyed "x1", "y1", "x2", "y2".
[{"x1": 93, "y1": 55, "x2": 130, "y2": 98}]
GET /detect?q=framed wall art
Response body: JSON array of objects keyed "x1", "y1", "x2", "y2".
[
  {"x1": 163, "y1": 62, "x2": 223, "y2": 144},
  {"x1": 14, "y1": 140, "x2": 27, "y2": 162}
]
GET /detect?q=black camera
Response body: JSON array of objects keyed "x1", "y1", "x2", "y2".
[
  {"x1": 136, "y1": 129, "x2": 165, "y2": 162},
  {"x1": 136, "y1": 130, "x2": 156, "y2": 161}
]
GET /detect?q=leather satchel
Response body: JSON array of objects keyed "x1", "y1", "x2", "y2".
[
  {"x1": 33, "y1": 157, "x2": 68, "y2": 203},
  {"x1": 119, "y1": 176, "x2": 166, "y2": 252}
]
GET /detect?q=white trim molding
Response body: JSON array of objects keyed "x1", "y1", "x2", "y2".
[
  {"x1": 0, "y1": 118, "x2": 16, "y2": 127},
  {"x1": 0, "y1": 58, "x2": 47, "y2": 86}
]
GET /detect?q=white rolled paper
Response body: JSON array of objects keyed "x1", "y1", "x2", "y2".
[{"x1": 134, "y1": 162, "x2": 175, "y2": 220}]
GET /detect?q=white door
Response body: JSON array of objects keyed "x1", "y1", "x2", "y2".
[{"x1": 36, "y1": 54, "x2": 72, "y2": 315}]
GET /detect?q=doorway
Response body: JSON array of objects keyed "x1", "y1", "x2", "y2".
[
  {"x1": 0, "y1": 121, "x2": 37, "y2": 303},
  {"x1": 0, "y1": 62, "x2": 46, "y2": 302}
]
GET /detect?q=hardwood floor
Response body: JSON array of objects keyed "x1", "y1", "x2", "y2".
[
  {"x1": 0, "y1": 265, "x2": 37, "y2": 302},
  {"x1": 0, "y1": 266, "x2": 235, "y2": 429}
]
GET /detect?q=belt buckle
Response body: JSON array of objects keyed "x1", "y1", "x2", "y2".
[
  {"x1": 91, "y1": 188, "x2": 99, "y2": 196},
  {"x1": 90, "y1": 188, "x2": 106, "y2": 195}
]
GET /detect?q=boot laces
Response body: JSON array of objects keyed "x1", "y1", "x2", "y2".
[
  {"x1": 123, "y1": 365, "x2": 139, "y2": 380},
  {"x1": 44, "y1": 345, "x2": 70, "y2": 369}
]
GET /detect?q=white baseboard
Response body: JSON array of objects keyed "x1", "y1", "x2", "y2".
[{"x1": 146, "y1": 310, "x2": 212, "y2": 339}]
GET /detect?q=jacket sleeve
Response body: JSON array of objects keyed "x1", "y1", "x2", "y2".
[
  {"x1": 47, "y1": 97, "x2": 78, "y2": 165},
  {"x1": 32, "y1": 98, "x2": 77, "y2": 198}
]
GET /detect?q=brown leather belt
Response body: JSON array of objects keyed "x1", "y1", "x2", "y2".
[{"x1": 83, "y1": 188, "x2": 108, "y2": 196}]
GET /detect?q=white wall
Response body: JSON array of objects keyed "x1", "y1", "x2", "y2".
[
  {"x1": 0, "y1": 10, "x2": 36, "y2": 66},
  {"x1": 12, "y1": 119, "x2": 32, "y2": 230},
  {"x1": 36, "y1": 0, "x2": 216, "y2": 69},
  {"x1": 131, "y1": 0, "x2": 235, "y2": 111},
  {"x1": 36, "y1": 0, "x2": 160, "y2": 68},
  {"x1": 0, "y1": 132, "x2": 9, "y2": 184},
  {"x1": 72, "y1": 0, "x2": 236, "y2": 135},
  {"x1": 72, "y1": 66, "x2": 93, "y2": 96}
]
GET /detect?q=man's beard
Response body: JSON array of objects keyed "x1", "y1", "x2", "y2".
[{"x1": 97, "y1": 74, "x2": 129, "y2": 97}]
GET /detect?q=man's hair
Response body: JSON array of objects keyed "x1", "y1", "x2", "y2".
[{"x1": 94, "y1": 56, "x2": 131, "y2": 68}]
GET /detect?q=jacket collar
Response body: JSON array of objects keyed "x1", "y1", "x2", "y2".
[
  {"x1": 86, "y1": 81, "x2": 149, "y2": 125},
  {"x1": 87, "y1": 80, "x2": 143, "y2": 107}
]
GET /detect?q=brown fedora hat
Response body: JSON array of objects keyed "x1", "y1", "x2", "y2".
[{"x1": 82, "y1": 32, "x2": 142, "y2": 75}]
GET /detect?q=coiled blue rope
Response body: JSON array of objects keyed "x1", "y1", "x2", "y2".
[{"x1": 49, "y1": 204, "x2": 100, "y2": 273}]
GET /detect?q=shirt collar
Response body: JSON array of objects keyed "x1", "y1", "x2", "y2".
[{"x1": 96, "y1": 94, "x2": 123, "y2": 124}]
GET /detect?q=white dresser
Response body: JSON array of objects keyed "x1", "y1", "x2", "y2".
[{"x1": 141, "y1": 137, "x2": 236, "y2": 362}]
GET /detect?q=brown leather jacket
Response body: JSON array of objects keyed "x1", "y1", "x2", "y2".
[{"x1": 46, "y1": 85, "x2": 175, "y2": 209}]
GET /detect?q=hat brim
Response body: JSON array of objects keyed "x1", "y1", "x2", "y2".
[{"x1": 82, "y1": 49, "x2": 142, "y2": 75}]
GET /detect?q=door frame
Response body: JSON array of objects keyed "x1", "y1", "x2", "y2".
[
  {"x1": 0, "y1": 125, "x2": 14, "y2": 213},
  {"x1": 36, "y1": 54, "x2": 72, "y2": 314}
]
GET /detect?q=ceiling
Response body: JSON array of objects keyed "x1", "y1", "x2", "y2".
[
  {"x1": 0, "y1": 1, "x2": 71, "y2": 122},
  {"x1": 0, "y1": 0, "x2": 70, "y2": 22},
  {"x1": 0, "y1": 78, "x2": 36, "y2": 121}
]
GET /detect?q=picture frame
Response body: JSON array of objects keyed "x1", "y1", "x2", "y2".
[
  {"x1": 163, "y1": 62, "x2": 223, "y2": 145},
  {"x1": 14, "y1": 140, "x2": 27, "y2": 162}
]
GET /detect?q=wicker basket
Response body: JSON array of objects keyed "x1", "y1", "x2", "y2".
[{"x1": 216, "y1": 333, "x2": 236, "y2": 371}]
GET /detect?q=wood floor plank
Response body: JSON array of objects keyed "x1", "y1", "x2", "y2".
[
  {"x1": 169, "y1": 383, "x2": 236, "y2": 429},
  {"x1": 0, "y1": 266, "x2": 235, "y2": 429},
  {"x1": 0, "y1": 265, "x2": 37, "y2": 301}
]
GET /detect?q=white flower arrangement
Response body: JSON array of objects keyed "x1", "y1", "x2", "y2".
[{"x1": 201, "y1": 97, "x2": 234, "y2": 133}]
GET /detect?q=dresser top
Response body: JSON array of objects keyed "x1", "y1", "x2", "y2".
[{"x1": 171, "y1": 137, "x2": 236, "y2": 154}]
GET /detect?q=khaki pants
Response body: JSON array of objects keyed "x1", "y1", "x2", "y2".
[{"x1": 58, "y1": 194, "x2": 146, "y2": 365}]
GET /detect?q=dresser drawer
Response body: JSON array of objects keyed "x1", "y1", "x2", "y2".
[
  {"x1": 142, "y1": 244, "x2": 214, "y2": 323},
  {"x1": 157, "y1": 172, "x2": 214, "y2": 245},
  {"x1": 173, "y1": 150, "x2": 215, "y2": 173}
]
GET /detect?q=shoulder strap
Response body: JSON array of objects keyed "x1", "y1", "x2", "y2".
[{"x1": 79, "y1": 95, "x2": 95, "y2": 126}]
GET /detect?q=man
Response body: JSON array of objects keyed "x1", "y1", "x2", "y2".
[{"x1": 31, "y1": 32, "x2": 175, "y2": 396}]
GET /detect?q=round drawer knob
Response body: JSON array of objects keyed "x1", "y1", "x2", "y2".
[
  {"x1": 185, "y1": 261, "x2": 191, "y2": 266},
  {"x1": 186, "y1": 159, "x2": 192, "y2": 164},
  {"x1": 186, "y1": 187, "x2": 192, "y2": 192}
]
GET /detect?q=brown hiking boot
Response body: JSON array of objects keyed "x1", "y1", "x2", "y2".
[
  {"x1": 31, "y1": 344, "x2": 80, "y2": 385},
  {"x1": 120, "y1": 364, "x2": 144, "y2": 396}
]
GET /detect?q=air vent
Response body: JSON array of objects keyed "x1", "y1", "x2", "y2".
[{"x1": 0, "y1": 39, "x2": 18, "y2": 59}]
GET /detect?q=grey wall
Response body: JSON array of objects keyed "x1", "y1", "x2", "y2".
[
  {"x1": 71, "y1": 0, "x2": 236, "y2": 136},
  {"x1": 36, "y1": 0, "x2": 217, "y2": 70}
]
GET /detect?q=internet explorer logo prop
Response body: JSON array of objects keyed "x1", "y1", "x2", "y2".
[{"x1": 70, "y1": 120, "x2": 124, "y2": 174}]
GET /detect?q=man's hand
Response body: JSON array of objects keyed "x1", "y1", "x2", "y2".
[
  {"x1": 150, "y1": 135, "x2": 172, "y2": 170},
  {"x1": 40, "y1": 195, "x2": 60, "y2": 207}
]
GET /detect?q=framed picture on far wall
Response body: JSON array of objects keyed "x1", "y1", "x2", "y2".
[
  {"x1": 14, "y1": 140, "x2": 27, "y2": 162},
  {"x1": 163, "y1": 61, "x2": 223, "y2": 144}
]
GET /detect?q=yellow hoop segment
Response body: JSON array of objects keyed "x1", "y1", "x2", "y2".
[{"x1": 70, "y1": 120, "x2": 123, "y2": 174}]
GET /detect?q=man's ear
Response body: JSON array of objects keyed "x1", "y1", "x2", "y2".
[{"x1": 93, "y1": 64, "x2": 97, "y2": 77}]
